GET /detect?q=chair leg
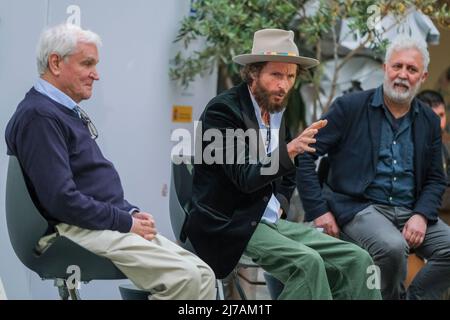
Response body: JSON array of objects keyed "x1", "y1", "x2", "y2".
[
  {"x1": 233, "y1": 269, "x2": 247, "y2": 300},
  {"x1": 54, "y1": 279, "x2": 81, "y2": 300},
  {"x1": 68, "y1": 287, "x2": 81, "y2": 300},
  {"x1": 54, "y1": 279, "x2": 69, "y2": 300},
  {"x1": 216, "y1": 279, "x2": 225, "y2": 300}
]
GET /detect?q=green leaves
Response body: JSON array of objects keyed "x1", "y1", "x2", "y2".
[
  {"x1": 171, "y1": 0, "x2": 449, "y2": 89},
  {"x1": 171, "y1": 0, "x2": 306, "y2": 88}
]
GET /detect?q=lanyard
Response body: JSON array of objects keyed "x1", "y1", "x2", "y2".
[{"x1": 262, "y1": 111, "x2": 271, "y2": 154}]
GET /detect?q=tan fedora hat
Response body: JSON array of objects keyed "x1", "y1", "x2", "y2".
[{"x1": 233, "y1": 28, "x2": 319, "y2": 69}]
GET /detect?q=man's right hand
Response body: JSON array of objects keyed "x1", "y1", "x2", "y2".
[
  {"x1": 287, "y1": 119, "x2": 327, "y2": 159},
  {"x1": 130, "y1": 211, "x2": 157, "y2": 241},
  {"x1": 314, "y1": 211, "x2": 340, "y2": 238}
]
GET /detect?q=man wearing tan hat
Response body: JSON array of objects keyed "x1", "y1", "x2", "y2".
[{"x1": 185, "y1": 29, "x2": 381, "y2": 299}]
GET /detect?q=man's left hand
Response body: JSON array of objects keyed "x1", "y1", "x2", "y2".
[{"x1": 402, "y1": 214, "x2": 427, "y2": 248}]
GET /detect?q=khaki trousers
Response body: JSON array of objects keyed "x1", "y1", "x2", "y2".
[{"x1": 39, "y1": 223, "x2": 216, "y2": 300}]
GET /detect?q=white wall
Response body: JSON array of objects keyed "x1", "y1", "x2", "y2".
[{"x1": 0, "y1": 0, "x2": 217, "y2": 299}]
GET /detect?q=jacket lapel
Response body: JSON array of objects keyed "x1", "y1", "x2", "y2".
[
  {"x1": 280, "y1": 116, "x2": 287, "y2": 144},
  {"x1": 413, "y1": 108, "x2": 424, "y2": 189},
  {"x1": 237, "y1": 83, "x2": 265, "y2": 152},
  {"x1": 238, "y1": 83, "x2": 260, "y2": 132},
  {"x1": 368, "y1": 105, "x2": 382, "y2": 170}
]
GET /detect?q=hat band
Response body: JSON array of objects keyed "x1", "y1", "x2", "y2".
[{"x1": 260, "y1": 51, "x2": 297, "y2": 57}]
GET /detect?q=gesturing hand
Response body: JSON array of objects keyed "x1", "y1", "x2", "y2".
[{"x1": 287, "y1": 119, "x2": 327, "y2": 159}]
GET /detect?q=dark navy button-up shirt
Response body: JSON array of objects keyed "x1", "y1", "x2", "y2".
[{"x1": 365, "y1": 86, "x2": 418, "y2": 208}]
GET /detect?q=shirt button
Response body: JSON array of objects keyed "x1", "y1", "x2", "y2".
[
  {"x1": 393, "y1": 160, "x2": 397, "y2": 164},
  {"x1": 393, "y1": 141, "x2": 397, "y2": 145},
  {"x1": 263, "y1": 196, "x2": 269, "y2": 202},
  {"x1": 393, "y1": 177, "x2": 397, "y2": 181},
  {"x1": 251, "y1": 221, "x2": 257, "y2": 227},
  {"x1": 389, "y1": 196, "x2": 393, "y2": 201}
]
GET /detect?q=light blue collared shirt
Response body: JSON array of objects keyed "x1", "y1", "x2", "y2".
[
  {"x1": 248, "y1": 87, "x2": 284, "y2": 224},
  {"x1": 34, "y1": 78, "x2": 78, "y2": 111}
]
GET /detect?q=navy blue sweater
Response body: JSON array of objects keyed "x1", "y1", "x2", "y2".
[{"x1": 5, "y1": 88, "x2": 134, "y2": 233}]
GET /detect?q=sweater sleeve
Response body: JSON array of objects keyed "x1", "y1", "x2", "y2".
[{"x1": 16, "y1": 115, "x2": 133, "y2": 233}]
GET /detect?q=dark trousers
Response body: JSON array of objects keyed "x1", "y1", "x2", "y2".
[{"x1": 343, "y1": 204, "x2": 450, "y2": 300}]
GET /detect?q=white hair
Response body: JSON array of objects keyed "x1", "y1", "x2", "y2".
[
  {"x1": 385, "y1": 35, "x2": 430, "y2": 72},
  {"x1": 36, "y1": 24, "x2": 102, "y2": 75}
]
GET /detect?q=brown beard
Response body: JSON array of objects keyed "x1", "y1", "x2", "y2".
[{"x1": 253, "y1": 79, "x2": 292, "y2": 113}]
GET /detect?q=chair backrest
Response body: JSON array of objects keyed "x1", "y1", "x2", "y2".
[
  {"x1": 168, "y1": 158, "x2": 265, "y2": 298},
  {"x1": 169, "y1": 157, "x2": 194, "y2": 251},
  {"x1": 0, "y1": 276, "x2": 7, "y2": 300},
  {"x1": 5, "y1": 156, "x2": 49, "y2": 270},
  {"x1": 5, "y1": 156, "x2": 125, "y2": 281}
]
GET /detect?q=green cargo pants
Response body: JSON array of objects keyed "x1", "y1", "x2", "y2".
[{"x1": 244, "y1": 219, "x2": 382, "y2": 300}]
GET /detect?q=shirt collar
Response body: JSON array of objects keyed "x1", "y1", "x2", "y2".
[
  {"x1": 370, "y1": 85, "x2": 384, "y2": 108},
  {"x1": 34, "y1": 78, "x2": 78, "y2": 110},
  {"x1": 247, "y1": 86, "x2": 284, "y2": 129}
]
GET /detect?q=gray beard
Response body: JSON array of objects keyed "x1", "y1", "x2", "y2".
[{"x1": 383, "y1": 76, "x2": 421, "y2": 105}]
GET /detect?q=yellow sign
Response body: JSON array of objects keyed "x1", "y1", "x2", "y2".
[{"x1": 172, "y1": 105, "x2": 193, "y2": 123}]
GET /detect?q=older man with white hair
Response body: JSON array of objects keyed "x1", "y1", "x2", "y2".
[
  {"x1": 298, "y1": 35, "x2": 450, "y2": 299},
  {"x1": 5, "y1": 24, "x2": 216, "y2": 300}
]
